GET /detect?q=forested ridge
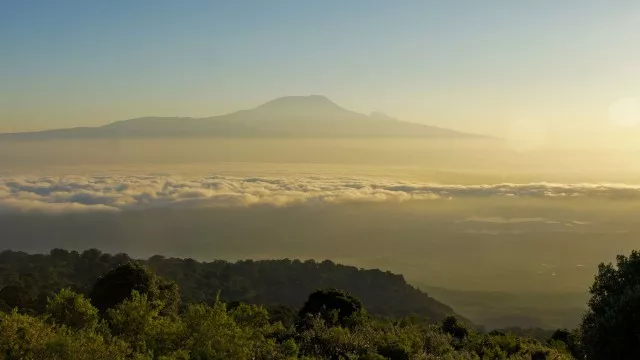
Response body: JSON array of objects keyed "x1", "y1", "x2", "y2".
[
  {"x1": 0, "y1": 249, "x2": 453, "y2": 322},
  {"x1": 1, "y1": 248, "x2": 640, "y2": 359}
]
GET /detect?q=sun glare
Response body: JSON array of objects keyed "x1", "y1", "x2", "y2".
[{"x1": 609, "y1": 97, "x2": 640, "y2": 128}]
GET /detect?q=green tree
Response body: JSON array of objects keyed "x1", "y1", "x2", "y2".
[
  {"x1": 0, "y1": 285, "x2": 35, "y2": 311},
  {"x1": 376, "y1": 342, "x2": 411, "y2": 360},
  {"x1": 547, "y1": 328, "x2": 583, "y2": 359},
  {"x1": 89, "y1": 262, "x2": 180, "y2": 315},
  {"x1": 0, "y1": 249, "x2": 579, "y2": 360},
  {"x1": 107, "y1": 291, "x2": 184, "y2": 357},
  {"x1": 183, "y1": 300, "x2": 253, "y2": 360},
  {"x1": 0, "y1": 274, "x2": 39, "y2": 312},
  {"x1": 230, "y1": 303, "x2": 298, "y2": 359},
  {"x1": 46, "y1": 288, "x2": 100, "y2": 331},
  {"x1": 580, "y1": 250, "x2": 640, "y2": 360},
  {"x1": 0, "y1": 309, "x2": 130, "y2": 360},
  {"x1": 299, "y1": 288, "x2": 366, "y2": 328},
  {"x1": 296, "y1": 316, "x2": 370, "y2": 359},
  {"x1": 441, "y1": 316, "x2": 469, "y2": 340}
]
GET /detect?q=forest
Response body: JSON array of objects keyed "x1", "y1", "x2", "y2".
[
  {"x1": 1, "y1": 249, "x2": 639, "y2": 359},
  {"x1": 0, "y1": 249, "x2": 454, "y2": 323}
]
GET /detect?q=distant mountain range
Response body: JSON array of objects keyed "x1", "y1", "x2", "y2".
[{"x1": 0, "y1": 95, "x2": 482, "y2": 140}]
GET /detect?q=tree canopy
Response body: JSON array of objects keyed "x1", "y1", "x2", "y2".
[
  {"x1": 0, "y1": 249, "x2": 577, "y2": 359},
  {"x1": 580, "y1": 250, "x2": 640, "y2": 360},
  {"x1": 8, "y1": 247, "x2": 640, "y2": 359},
  {"x1": 89, "y1": 261, "x2": 180, "y2": 315},
  {"x1": 0, "y1": 249, "x2": 454, "y2": 322},
  {"x1": 299, "y1": 288, "x2": 365, "y2": 327}
]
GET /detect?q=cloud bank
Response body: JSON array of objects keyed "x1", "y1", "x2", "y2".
[{"x1": 1, "y1": 175, "x2": 640, "y2": 214}]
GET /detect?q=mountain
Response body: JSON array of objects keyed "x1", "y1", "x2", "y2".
[{"x1": 0, "y1": 95, "x2": 481, "y2": 140}]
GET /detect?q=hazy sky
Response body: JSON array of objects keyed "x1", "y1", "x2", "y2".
[{"x1": 1, "y1": 1, "x2": 639, "y2": 145}]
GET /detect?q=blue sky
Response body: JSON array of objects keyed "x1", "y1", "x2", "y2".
[{"x1": 1, "y1": 0, "x2": 639, "y2": 143}]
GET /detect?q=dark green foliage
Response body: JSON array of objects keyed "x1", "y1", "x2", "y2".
[
  {"x1": 89, "y1": 261, "x2": 180, "y2": 315},
  {"x1": 376, "y1": 342, "x2": 411, "y2": 360},
  {"x1": 0, "y1": 249, "x2": 455, "y2": 322},
  {"x1": 0, "y1": 285, "x2": 36, "y2": 311},
  {"x1": 496, "y1": 327, "x2": 555, "y2": 341},
  {"x1": 549, "y1": 329, "x2": 572, "y2": 344},
  {"x1": 148, "y1": 257, "x2": 456, "y2": 322},
  {"x1": 0, "y1": 249, "x2": 131, "y2": 314},
  {"x1": 0, "y1": 309, "x2": 130, "y2": 360},
  {"x1": 156, "y1": 278, "x2": 181, "y2": 315},
  {"x1": 45, "y1": 288, "x2": 99, "y2": 331},
  {"x1": 0, "y1": 273, "x2": 40, "y2": 314},
  {"x1": 547, "y1": 328, "x2": 583, "y2": 359},
  {"x1": 441, "y1": 315, "x2": 469, "y2": 340},
  {"x1": 267, "y1": 305, "x2": 297, "y2": 327},
  {"x1": 90, "y1": 261, "x2": 155, "y2": 313},
  {"x1": 580, "y1": 250, "x2": 640, "y2": 360},
  {"x1": 358, "y1": 352, "x2": 386, "y2": 360},
  {"x1": 0, "y1": 252, "x2": 573, "y2": 360},
  {"x1": 299, "y1": 288, "x2": 365, "y2": 327},
  {"x1": 531, "y1": 350, "x2": 550, "y2": 360}
]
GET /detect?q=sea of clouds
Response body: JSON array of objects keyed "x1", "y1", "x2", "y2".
[{"x1": 1, "y1": 175, "x2": 640, "y2": 214}]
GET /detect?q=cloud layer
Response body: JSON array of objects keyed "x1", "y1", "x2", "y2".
[{"x1": 1, "y1": 175, "x2": 640, "y2": 213}]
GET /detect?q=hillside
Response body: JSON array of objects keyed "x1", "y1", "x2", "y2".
[
  {"x1": 0, "y1": 252, "x2": 575, "y2": 360},
  {"x1": 0, "y1": 248, "x2": 579, "y2": 359},
  {"x1": 0, "y1": 95, "x2": 481, "y2": 140},
  {"x1": 0, "y1": 249, "x2": 456, "y2": 323}
]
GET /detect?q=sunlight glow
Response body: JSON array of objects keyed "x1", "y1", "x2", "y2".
[
  {"x1": 609, "y1": 97, "x2": 640, "y2": 127},
  {"x1": 506, "y1": 118, "x2": 547, "y2": 152}
]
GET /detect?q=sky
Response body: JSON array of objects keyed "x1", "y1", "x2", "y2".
[{"x1": 1, "y1": 0, "x2": 639, "y2": 146}]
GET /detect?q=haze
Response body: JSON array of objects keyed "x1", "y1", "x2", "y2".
[
  {"x1": 3, "y1": 1, "x2": 640, "y2": 148},
  {"x1": 2, "y1": 1, "x2": 640, "y2": 331}
]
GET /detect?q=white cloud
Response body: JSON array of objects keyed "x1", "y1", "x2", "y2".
[
  {"x1": 0, "y1": 175, "x2": 639, "y2": 214},
  {"x1": 462, "y1": 216, "x2": 558, "y2": 224}
]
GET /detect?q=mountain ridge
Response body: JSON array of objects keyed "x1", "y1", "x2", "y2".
[
  {"x1": 0, "y1": 249, "x2": 460, "y2": 323},
  {"x1": 0, "y1": 95, "x2": 484, "y2": 140}
]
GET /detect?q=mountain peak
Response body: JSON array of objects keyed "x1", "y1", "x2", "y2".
[{"x1": 255, "y1": 95, "x2": 342, "y2": 112}]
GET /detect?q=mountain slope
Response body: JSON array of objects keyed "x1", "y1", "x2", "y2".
[
  {"x1": 0, "y1": 249, "x2": 458, "y2": 323},
  {"x1": 0, "y1": 95, "x2": 481, "y2": 139}
]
